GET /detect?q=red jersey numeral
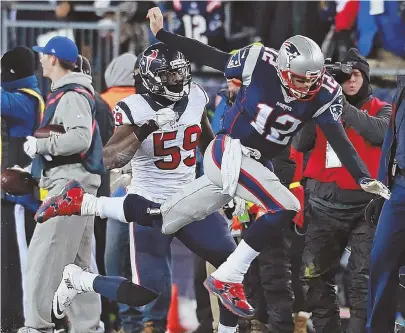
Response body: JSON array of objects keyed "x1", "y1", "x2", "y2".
[{"x1": 153, "y1": 125, "x2": 202, "y2": 170}]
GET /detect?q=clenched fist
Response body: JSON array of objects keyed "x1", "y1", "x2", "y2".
[{"x1": 146, "y1": 7, "x2": 164, "y2": 36}]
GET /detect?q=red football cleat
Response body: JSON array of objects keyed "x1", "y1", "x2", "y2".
[
  {"x1": 203, "y1": 275, "x2": 254, "y2": 319},
  {"x1": 35, "y1": 180, "x2": 85, "y2": 223}
]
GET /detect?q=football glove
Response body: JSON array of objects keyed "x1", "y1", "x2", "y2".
[
  {"x1": 359, "y1": 177, "x2": 391, "y2": 200},
  {"x1": 23, "y1": 136, "x2": 38, "y2": 158}
]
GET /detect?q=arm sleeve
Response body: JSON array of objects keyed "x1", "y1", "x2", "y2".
[
  {"x1": 292, "y1": 120, "x2": 317, "y2": 153},
  {"x1": 36, "y1": 92, "x2": 93, "y2": 156},
  {"x1": 224, "y1": 45, "x2": 262, "y2": 85},
  {"x1": 1, "y1": 89, "x2": 37, "y2": 120},
  {"x1": 317, "y1": 121, "x2": 371, "y2": 182},
  {"x1": 341, "y1": 102, "x2": 391, "y2": 146},
  {"x1": 155, "y1": 29, "x2": 230, "y2": 71}
]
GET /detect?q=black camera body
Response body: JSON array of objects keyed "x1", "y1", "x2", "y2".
[{"x1": 325, "y1": 58, "x2": 353, "y2": 84}]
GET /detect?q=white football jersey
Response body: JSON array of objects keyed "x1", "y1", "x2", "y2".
[{"x1": 113, "y1": 82, "x2": 209, "y2": 203}]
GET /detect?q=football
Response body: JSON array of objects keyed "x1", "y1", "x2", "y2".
[
  {"x1": 34, "y1": 124, "x2": 65, "y2": 139},
  {"x1": 1, "y1": 167, "x2": 38, "y2": 195}
]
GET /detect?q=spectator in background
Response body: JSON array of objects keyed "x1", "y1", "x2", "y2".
[
  {"x1": 100, "y1": 52, "x2": 137, "y2": 110},
  {"x1": 55, "y1": 1, "x2": 101, "y2": 60},
  {"x1": 251, "y1": 1, "x2": 293, "y2": 49},
  {"x1": 296, "y1": 49, "x2": 391, "y2": 333},
  {"x1": 167, "y1": 0, "x2": 229, "y2": 52},
  {"x1": 99, "y1": 52, "x2": 139, "y2": 333},
  {"x1": 357, "y1": 0, "x2": 405, "y2": 68},
  {"x1": 1, "y1": 46, "x2": 44, "y2": 333},
  {"x1": 321, "y1": 0, "x2": 359, "y2": 62}
]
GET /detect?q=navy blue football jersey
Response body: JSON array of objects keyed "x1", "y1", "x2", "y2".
[
  {"x1": 222, "y1": 45, "x2": 343, "y2": 159},
  {"x1": 170, "y1": 1, "x2": 226, "y2": 49}
]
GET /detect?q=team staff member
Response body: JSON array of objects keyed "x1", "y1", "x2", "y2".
[{"x1": 19, "y1": 36, "x2": 105, "y2": 333}]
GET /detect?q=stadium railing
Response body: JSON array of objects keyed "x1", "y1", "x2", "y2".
[{"x1": 1, "y1": 3, "x2": 121, "y2": 93}]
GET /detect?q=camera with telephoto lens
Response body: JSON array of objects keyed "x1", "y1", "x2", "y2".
[{"x1": 324, "y1": 58, "x2": 353, "y2": 84}]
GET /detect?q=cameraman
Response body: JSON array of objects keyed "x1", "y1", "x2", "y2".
[{"x1": 295, "y1": 48, "x2": 391, "y2": 333}]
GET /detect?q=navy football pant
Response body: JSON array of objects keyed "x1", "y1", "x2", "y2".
[
  {"x1": 124, "y1": 204, "x2": 239, "y2": 328},
  {"x1": 367, "y1": 179, "x2": 405, "y2": 333}
]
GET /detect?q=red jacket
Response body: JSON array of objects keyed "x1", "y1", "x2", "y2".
[{"x1": 304, "y1": 97, "x2": 387, "y2": 189}]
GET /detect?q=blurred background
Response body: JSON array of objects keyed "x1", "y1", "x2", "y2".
[{"x1": 1, "y1": 0, "x2": 405, "y2": 115}]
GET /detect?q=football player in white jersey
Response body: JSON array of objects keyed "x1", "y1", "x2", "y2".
[{"x1": 37, "y1": 43, "x2": 241, "y2": 332}]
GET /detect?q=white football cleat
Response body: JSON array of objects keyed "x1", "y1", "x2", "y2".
[{"x1": 53, "y1": 264, "x2": 84, "y2": 319}]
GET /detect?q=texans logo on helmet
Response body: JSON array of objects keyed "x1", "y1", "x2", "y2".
[
  {"x1": 284, "y1": 42, "x2": 301, "y2": 63},
  {"x1": 141, "y1": 49, "x2": 159, "y2": 75}
]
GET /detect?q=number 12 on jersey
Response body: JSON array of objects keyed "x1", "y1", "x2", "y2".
[
  {"x1": 153, "y1": 125, "x2": 201, "y2": 170},
  {"x1": 250, "y1": 103, "x2": 301, "y2": 145}
]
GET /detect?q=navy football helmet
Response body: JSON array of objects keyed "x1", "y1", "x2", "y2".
[{"x1": 138, "y1": 43, "x2": 191, "y2": 101}]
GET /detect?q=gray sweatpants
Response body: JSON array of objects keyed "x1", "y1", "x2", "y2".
[
  {"x1": 161, "y1": 135, "x2": 300, "y2": 234},
  {"x1": 24, "y1": 181, "x2": 102, "y2": 333}
]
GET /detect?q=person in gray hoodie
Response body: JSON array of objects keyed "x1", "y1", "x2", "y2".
[{"x1": 20, "y1": 36, "x2": 104, "y2": 333}]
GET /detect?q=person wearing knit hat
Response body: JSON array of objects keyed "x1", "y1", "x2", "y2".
[
  {"x1": 297, "y1": 47, "x2": 393, "y2": 333},
  {"x1": 341, "y1": 47, "x2": 370, "y2": 81},
  {"x1": 340, "y1": 48, "x2": 373, "y2": 107},
  {"x1": 1, "y1": 46, "x2": 36, "y2": 82},
  {"x1": 1, "y1": 45, "x2": 44, "y2": 333}
]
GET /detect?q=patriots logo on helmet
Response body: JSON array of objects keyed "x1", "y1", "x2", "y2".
[
  {"x1": 284, "y1": 41, "x2": 301, "y2": 63},
  {"x1": 141, "y1": 49, "x2": 159, "y2": 75}
]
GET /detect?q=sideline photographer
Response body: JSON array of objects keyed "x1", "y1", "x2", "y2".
[{"x1": 295, "y1": 48, "x2": 391, "y2": 333}]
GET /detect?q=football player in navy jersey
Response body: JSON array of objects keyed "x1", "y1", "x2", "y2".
[{"x1": 35, "y1": 7, "x2": 391, "y2": 321}]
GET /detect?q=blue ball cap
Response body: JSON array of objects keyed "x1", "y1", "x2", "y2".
[{"x1": 32, "y1": 36, "x2": 78, "y2": 63}]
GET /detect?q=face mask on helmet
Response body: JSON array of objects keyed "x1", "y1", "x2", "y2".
[
  {"x1": 141, "y1": 52, "x2": 191, "y2": 102},
  {"x1": 158, "y1": 65, "x2": 191, "y2": 98},
  {"x1": 280, "y1": 69, "x2": 324, "y2": 100}
]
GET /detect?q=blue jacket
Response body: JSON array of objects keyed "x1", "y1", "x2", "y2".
[
  {"x1": 1, "y1": 75, "x2": 41, "y2": 138},
  {"x1": 1, "y1": 75, "x2": 42, "y2": 212},
  {"x1": 357, "y1": 1, "x2": 405, "y2": 58},
  {"x1": 378, "y1": 76, "x2": 405, "y2": 187}
]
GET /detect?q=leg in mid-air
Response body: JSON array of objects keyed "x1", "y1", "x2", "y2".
[
  {"x1": 176, "y1": 211, "x2": 239, "y2": 330},
  {"x1": 53, "y1": 263, "x2": 158, "y2": 320}
]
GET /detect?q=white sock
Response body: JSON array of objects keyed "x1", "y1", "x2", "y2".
[
  {"x1": 96, "y1": 196, "x2": 128, "y2": 222},
  {"x1": 217, "y1": 323, "x2": 237, "y2": 333},
  {"x1": 211, "y1": 240, "x2": 259, "y2": 283},
  {"x1": 81, "y1": 193, "x2": 98, "y2": 216},
  {"x1": 81, "y1": 194, "x2": 128, "y2": 222},
  {"x1": 71, "y1": 270, "x2": 97, "y2": 292}
]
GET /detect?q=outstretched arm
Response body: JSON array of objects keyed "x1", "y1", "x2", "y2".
[{"x1": 147, "y1": 7, "x2": 230, "y2": 71}]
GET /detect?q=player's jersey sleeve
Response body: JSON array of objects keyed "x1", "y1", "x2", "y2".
[
  {"x1": 191, "y1": 82, "x2": 210, "y2": 109},
  {"x1": 312, "y1": 74, "x2": 344, "y2": 124},
  {"x1": 112, "y1": 95, "x2": 150, "y2": 127},
  {"x1": 225, "y1": 44, "x2": 264, "y2": 87}
]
